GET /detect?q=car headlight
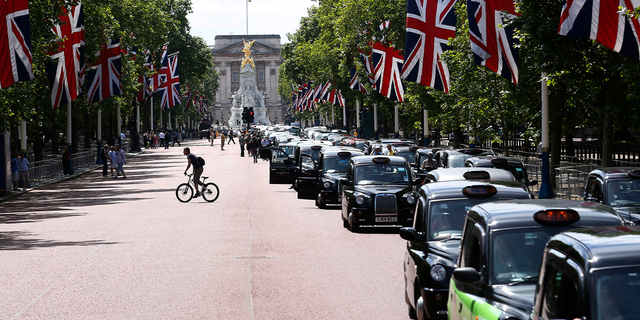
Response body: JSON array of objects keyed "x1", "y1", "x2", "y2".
[
  {"x1": 355, "y1": 194, "x2": 370, "y2": 206},
  {"x1": 403, "y1": 193, "x2": 416, "y2": 205},
  {"x1": 430, "y1": 264, "x2": 447, "y2": 282},
  {"x1": 323, "y1": 181, "x2": 333, "y2": 189}
]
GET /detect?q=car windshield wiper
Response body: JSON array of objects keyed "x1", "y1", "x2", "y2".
[
  {"x1": 441, "y1": 235, "x2": 462, "y2": 242},
  {"x1": 508, "y1": 275, "x2": 538, "y2": 286}
]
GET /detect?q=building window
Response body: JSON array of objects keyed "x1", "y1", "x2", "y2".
[
  {"x1": 258, "y1": 72, "x2": 264, "y2": 82},
  {"x1": 232, "y1": 73, "x2": 238, "y2": 82}
]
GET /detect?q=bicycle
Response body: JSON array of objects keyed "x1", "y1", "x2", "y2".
[{"x1": 176, "y1": 174, "x2": 220, "y2": 203}]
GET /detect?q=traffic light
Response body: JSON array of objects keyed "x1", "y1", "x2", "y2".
[
  {"x1": 242, "y1": 107, "x2": 249, "y2": 123},
  {"x1": 248, "y1": 107, "x2": 254, "y2": 124}
]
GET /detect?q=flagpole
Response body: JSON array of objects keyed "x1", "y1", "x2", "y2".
[
  {"x1": 117, "y1": 105, "x2": 121, "y2": 144},
  {"x1": 67, "y1": 101, "x2": 72, "y2": 147},
  {"x1": 423, "y1": 109, "x2": 429, "y2": 146},
  {"x1": 373, "y1": 103, "x2": 378, "y2": 140},
  {"x1": 394, "y1": 102, "x2": 399, "y2": 138},
  {"x1": 246, "y1": 0, "x2": 249, "y2": 35},
  {"x1": 356, "y1": 98, "x2": 361, "y2": 137},
  {"x1": 342, "y1": 102, "x2": 346, "y2": 130},
  {"x1": 538, "y1": 72, "x2": 554, "y2": 198},
  {"x1": 150, "y1": 96, "x2": 154, "y2": 132}
]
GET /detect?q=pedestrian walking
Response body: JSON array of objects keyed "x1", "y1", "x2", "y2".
[
  {"x1": 159, "y1": 131, "x2": 165, "y2": 148},
  {"x1": 10, "y1": 153, "x2": 19, "y2": 191},
  {"x1": 172, "y1": 130, "x2": 181, "y2": 146},
  {"x1": 228, "y1": 129, "x2": 236, "y2": 144},
  {"x1": 62, "y1": 146, "x2": 72, "y2": 175},
  {"x1": 251, "y1": 137, "x2": 259, "y2": 163},
  {"x1": 17, "y1": 153, "x2": 29, "y2": 191},
  {"x1": 165, "y1": 131, "x2": 171, "y2": 149},
  {"x1": 220, "y1": 132, "x2": 226, "y2": 151},
  {"x1": 183, "y1": 147, "x2": 204, "y2": 197},
  {"x1": 101, "y1": 145, "x2": 110, "y2": 177},
  {"x1": 239, "y1": 135, "x2": 245, "y2": 157},
  {"x1": 114, "y1": 145, "x2": 127, "y2": 179},
  {"x1": 109, "y1": 146, "x2": 117, "y2": 176},
  {"x1": 210, "y1": 129, "x2": 215, "y2": 147}
]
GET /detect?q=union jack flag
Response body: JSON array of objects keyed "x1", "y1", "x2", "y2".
[
  {"x1": 148, "y1": 46, "x2": 167, "y2": 93},
  {"x1": 349, "y1": 68, "x2": 368, "y2": 93},
  {"x1": 47, "y1": 4, "x2": 84, "y2": 109},
  {"x1": 0, "y1": 0, "x2": 33, "y2": 89},
  {"x1": 328, "y1": 89, "x2": 345, "y2": 107},
  {"x1": 359, "y1": 48, "x2": 376, "y2": 87},
  {"x1": 468, "y1": 0, "x2": 519, "y2": 84},
  {"x1": 372, "y1": 42, "x2": 405, "y2": 102},
  {"x1": 402, "y1": 0, "x2": 456, "y2": 92},
  {"x1": 85, "y1": 38, "x2": 122, "y2": 105},
  {"x1": 558, "y1": 0, "x2": 640, "y2": 59},
  {"x1": 156, "y1": 54, "x2": 181, "y2": 110}
]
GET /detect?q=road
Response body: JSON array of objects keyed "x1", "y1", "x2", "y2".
[{"x1": 0, "y1": 138, "x2": 408, "y2": 320}]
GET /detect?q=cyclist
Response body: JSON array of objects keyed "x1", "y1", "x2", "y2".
[{"x1": 183, "y1": 147, "x2": 204, "y2": 197}]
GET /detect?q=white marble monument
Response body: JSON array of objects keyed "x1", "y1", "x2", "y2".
[{"x1": 228, "y1": 39, "x2": 271, "y2": 128}]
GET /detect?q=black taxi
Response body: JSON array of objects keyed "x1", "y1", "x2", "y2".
[
  {"x1": 294, "y1": 147, "x2": 364, "y2": 206},
  {"x1": 340, "y1": 155, "x2": 419, "y2": 231},
  {"x1": 399, "y1": 181, "x2": 531, "y2": 320},
  {"x1": 448, "y1": 199, "x2": 624, "y2": 320},
  {"x1": 268, "y1": 142, "x2": 324, "y2": 185},
  {"x1": 583, "y1": 167, "x2": 640, "y2": 223},
  {"x1": 531, "y1": 225, "x2": 640, "y2": 320}
]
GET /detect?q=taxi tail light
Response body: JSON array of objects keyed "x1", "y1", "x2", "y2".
[
  {"x1": 372, "y1": 157, "x2": 391, "y2": 163},
  {"x1": 463, "y1": 170, "x2": 491, "y2": 180},
  {"x1": 462, "y1": 185, "x2": 498, "y2": 197},
  {"x1": 533, "y1": 209, "x2": 580, "y2": 225}
]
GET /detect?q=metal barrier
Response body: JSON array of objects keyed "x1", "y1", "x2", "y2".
[{"x1": 28, "y1": 149, "x2": 98, "y2": 188}]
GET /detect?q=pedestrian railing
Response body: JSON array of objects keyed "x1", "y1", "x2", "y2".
[{"x1": 28, "y1": 149, "x2": 98, "y2": 188}]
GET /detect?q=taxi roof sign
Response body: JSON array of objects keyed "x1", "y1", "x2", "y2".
[
  {"x1": 533, "y1": 209, "x2": 580, "y2": 225},
  {"x1": 337, "y1": 151, "x2": 352, "y2": 157},
  {"x1": 311, "y1": 145, "x2": 323, "y2": 150},
  {"x1": 628, "y1": 170, "x2": 640, "y2": 179},
  {"x1": 372, "y1": 157, "x2": 391, "y2": 164},
  {"x1": 463, "y1": 171, "x2": 491, "y2": 180},
  {"x1": 490, "y1": 158, "x2": 509, "y2": 167},
  {"x1": 462, "y1": 185, "x2": 498, "y2": 197}
]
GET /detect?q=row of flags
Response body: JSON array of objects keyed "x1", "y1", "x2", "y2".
[
  {"x1": 1, "y1": 1, "x2": 182, "y2": 111},
  {"x1": 182, "y1": 85, "x2": 209, "y2": 115},
  {"x1": 292, "y1": 0, "x2": 640, "y2": 112},
  {"x1": 288, "y1": 81, "x2": 345, "y2": 112}
]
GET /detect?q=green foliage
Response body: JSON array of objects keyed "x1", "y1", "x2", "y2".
[{"x1": 0, "y1": 0, "x2": 217, "y2": 142}]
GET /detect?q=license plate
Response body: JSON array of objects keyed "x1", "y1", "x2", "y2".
[{"x1": 375, "y1": 216, "x2": 397, "y2": 223}]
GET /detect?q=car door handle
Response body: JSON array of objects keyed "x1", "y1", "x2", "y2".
[{"x1": 458, "y1": 302, "x2": 462, "y2": 312}]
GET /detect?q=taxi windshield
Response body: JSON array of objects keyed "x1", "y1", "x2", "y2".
[
  {"x1": 355, "y1": 164, "x2": 410, "y2": 185},
  {"x1": 323, "y1": 157, "x2": 350, "y2": 173},
  {"x1": 282, "y1": 146, "x2": 294, "y2": 157},
  {"x1": 491, "y1": 228, "x2": 567, "y2": 285},
  {"x1": 428, "y1": 200, "x2": 475, "y2": 240},
  {"x1": 607, "y1": 179, "x2": 640, "y2": 207},
  {"x1": 592, "y1": 267, "x2": 640, "y2": 320},
  {"x1": 397, "y1": 151, "x2": 416, "y2": 164}
]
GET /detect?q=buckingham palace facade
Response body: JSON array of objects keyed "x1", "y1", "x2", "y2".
[{"x1": 210, "y1": 34, "x2": 287, "y2": 125}]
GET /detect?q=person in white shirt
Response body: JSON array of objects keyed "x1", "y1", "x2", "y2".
[{"x1": 158, "y1": 131, "x2": 166, "y2": 148}]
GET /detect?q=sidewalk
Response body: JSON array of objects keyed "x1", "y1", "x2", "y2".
[{"x1": 0, "y1": 148, "x2": 147, "y2": 203}]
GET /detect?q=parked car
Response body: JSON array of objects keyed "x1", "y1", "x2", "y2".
[{"x1": 583, "y1": 167, "x2": 640, "y2": 224}]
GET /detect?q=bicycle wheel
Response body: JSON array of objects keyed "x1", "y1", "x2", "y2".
[
  {"x1": 201, "y1": 182, "x2": 220, "y2": 202},
  {"x1": 176, "y1": 183, "x2": 194, "y2": 202}
]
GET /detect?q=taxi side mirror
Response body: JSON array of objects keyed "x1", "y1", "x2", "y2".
[
  {"x1": 585, "y1": 196, "x2": 599, "y2": 203},
  {"x1": 529, "y1": 180, "x2": 538, "y2": 186},
  {"x1": 340, "y1": 179, "x2": 353, "y2": 186},
  {"x1": 412, "y1": 178, "x2": 423, "y2": 185},
  {"x1": 453, "y1": 267, "x2": 482, "y2": 283},
  {"x1": 399, "y1": 227, "x2": 424, "y2": 241}
]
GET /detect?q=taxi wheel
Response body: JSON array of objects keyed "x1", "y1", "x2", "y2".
[
  {"x1": 416, "y1": 295, "x2": 427, "y2": 320},
  {"x1": 316, "y1": 195, "x2": 326, "y2": 209},
  {"x1": 348, "y1": 213, "x2": 359, "y2": 232},
  {"x1": 342, "y1": 217, "x2": 349, "y2": 228},
  {"x1": 407, "y1": 303, "x2": 417, "y2": 319}
]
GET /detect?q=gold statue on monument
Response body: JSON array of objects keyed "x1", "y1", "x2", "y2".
[{"x1": 241, "y1": 38, "x2": 256, "y2": 69}]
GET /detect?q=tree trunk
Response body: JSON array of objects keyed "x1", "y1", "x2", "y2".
[
  {"x1": 565, "y1": 133, "x2": 575, "y2": 157},
  {"x1": 453, "y1": 128, "x2": 462, "y2": 149}
]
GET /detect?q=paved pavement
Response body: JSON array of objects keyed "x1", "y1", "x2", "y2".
[{"x1": 1, "y1": 138, "x2": 408, "y2": 319}]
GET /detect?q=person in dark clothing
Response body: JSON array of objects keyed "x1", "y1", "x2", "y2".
[
  {"x1": 165, "y1": 131, "x2": 171, "y2": 149},
  {"x1": 172, "y1": 130, "x2": 181, "y2": 146},
  {"x1": 239, "y1": 135, "x2": 245, "y2": 157},
  {"x1": 101, "y1": 145, "x2": 109, "y2": 177},
  {"x1": 62, "y1": 146, "x2": 71, "y2": 174}
]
